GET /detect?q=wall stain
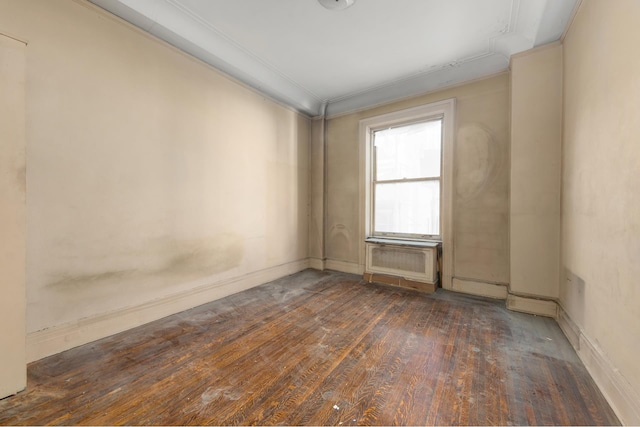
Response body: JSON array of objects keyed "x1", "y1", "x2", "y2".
[
  {"x1": 455, "y1": 124, "x2": 500, "y2": 201},
  {"x1": 48, "y1": 270, "x2": 138, "y2": 290},
  {"x1": 47, "y1": 233, "x2": 244, "y2": 291},
  {"x1": 328, "y1": 224, "x2": 352, "y2": 261},
  {"x1": 16, "y1": 166, "x2": 26, "y2": 193},
  {"x1": 308, "y1": 218, "x2": 322, "y2": 259},
  {"x1": 163, "y1": 234, "x2": 244, "y2": 277}
]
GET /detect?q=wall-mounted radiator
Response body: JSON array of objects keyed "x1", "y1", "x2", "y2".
[{"x1": 365, "y1": 239, "x2": 440, "y2": 285}]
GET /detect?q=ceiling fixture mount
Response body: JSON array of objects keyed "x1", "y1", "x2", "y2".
[{"x1": 317, "y1": 0, "x2": 356, "y2": 11}]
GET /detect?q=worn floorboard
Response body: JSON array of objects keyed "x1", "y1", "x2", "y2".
[{"x1": 0, "y1": 269, "x2": 619, "y2": 425}]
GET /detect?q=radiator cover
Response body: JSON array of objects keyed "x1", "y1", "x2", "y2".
[{"x1": 365, "y1": 240, "x2": 439, "y2": 284}]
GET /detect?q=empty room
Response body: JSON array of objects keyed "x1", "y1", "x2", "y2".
[{"x1": 0, "y1": 0, "x2": 638, "y2": 425}]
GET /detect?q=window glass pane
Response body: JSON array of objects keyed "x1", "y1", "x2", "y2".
[
  {"x1": 374, "y1": 180, "x2": 440, "y2": 236},
  {"x1": 374, "y1": 119, "x2": 442, "y2": 181}
]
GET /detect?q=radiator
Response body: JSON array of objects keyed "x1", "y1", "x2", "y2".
[{"x1": 365, "y1": 240, "x2": 439, "y2": 284}]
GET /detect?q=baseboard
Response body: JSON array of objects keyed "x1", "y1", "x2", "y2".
[
  {"x1": 308, "y1": 257, "x2": 325, "y2": 270},
  {"x1": 451, "y1": 278, "x2": 508, "y2": 299},
  {"x1": 26, "y1": 258, "x2": 310, "y2": 363},
  {"x1": 324, "y1": 259, "x2": 364, "y2": 275},
  {"x1": 450, "y1": 279, "x2": 558, "y2": 318},
  {"x1": 556, "y1": 304, "x2": 581, "y2": 349},
  {"x1": 506, "y1": 294, "x2": 558, "y2": 318},
  {"x1": 557, "y1": 305, "x2": 640, "y2": 425}
]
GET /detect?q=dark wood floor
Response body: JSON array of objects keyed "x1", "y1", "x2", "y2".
[{"x1": 0, "y1": 269, "x2": 619, "y2": 425}]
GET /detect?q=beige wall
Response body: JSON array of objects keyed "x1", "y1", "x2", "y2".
[
  {"x1": 562, "y1": 0, "x2": 640, "y2": 423},
  {"x1": 325, "y1": 74, "x2": 510, "y2": 286},
  {"x1": 0, "y1": 34, "x2": 27, "y2": 398},
  {"x1": 510, "y1": 43, "x2": 562, "y2": 299},
  {"x1": 0, "y1": 0, "x2": 309, "y2": 354}
]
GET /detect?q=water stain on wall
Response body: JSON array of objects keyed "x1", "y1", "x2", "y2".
[
  {"x1": 162, "y1": 234, "x2": 244, "y2": 277},
  {"x1": 561, "y1": 267, "x2": 586, "y2": 326},
  {"x1": 308, "y1": 218, "x2": 322, "y2": 259},
  {"x1": 453, "y1": 122, "x2": 509, "y2": 284},
  {"x1": 16, "y1": 166, "x2": 26, "y2": 194},
  {"x1": 455, "y1": 124, "x2": 500, "y2": 201},
  {"x1": 328, "y1": 224, "x2": 352, "y2": 261},
  {"x1": 47, "y1": 232, "x2": 244, "y2": 292},
  {"x1": 48, "y1": 269, "x2": 138, "y2": 291}
]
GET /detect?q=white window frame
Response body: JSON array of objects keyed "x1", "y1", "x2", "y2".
[{"x1": 359, "y1": 99, "x2": 455, "y2": 288}]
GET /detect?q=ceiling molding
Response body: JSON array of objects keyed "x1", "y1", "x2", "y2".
[
  {"x1": 89, "y1": 0, "x2": 578, "y2": 118},
  {"x1": 89, "y1": 0, "x2": 324, "y2": 116},
  {"x1": 325, "y1": 53, "x2": 509, "y2": 117},
  {"x1": 326, "y1": 0, "x2": 577, "y2": 116}
]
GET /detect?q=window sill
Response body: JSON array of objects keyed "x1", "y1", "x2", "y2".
[{"x1": 365, "y1": 237, "x2": 441, "y2": 248}]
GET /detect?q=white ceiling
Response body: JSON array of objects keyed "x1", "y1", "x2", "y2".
[{"x1": 89, "y1": 0, "x2": 577, "y2": 117}]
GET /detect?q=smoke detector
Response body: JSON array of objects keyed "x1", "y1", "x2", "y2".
[{"x1": 318, "y1": 0, "x2": 356, "y2": 11}]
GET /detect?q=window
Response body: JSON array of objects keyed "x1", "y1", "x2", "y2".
[
  {"x1": 359, "y1": 99, "x2": 456, "y2": 289},
  {"x1": 358, "y1": 98, "x2": 454, "y2": 286},
  {"x1": 372, "y1": 118, "x2": 442, "y2": 240}
]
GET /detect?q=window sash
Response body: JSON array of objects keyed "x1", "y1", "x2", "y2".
[
  {"x1": 372, "y1": 178, "x2": 442, "y2": 240},
  {"x1": 371, "y1": 119, "x2": 443, "y2": 241}
]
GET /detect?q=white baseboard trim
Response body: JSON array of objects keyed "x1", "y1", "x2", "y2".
[
  {"x1": 556, "y1": 304, "x2": 581, "y2": 349},
  {"x1": 308, "y1": 257, "x2": 325, "y2": 271},
  {"x1": 451, "y1": 278, "x2": 508, "y2": 299},
  {"x1": 26, "y1": 258, "x2": 310, "y2": 363},
  {"x1": 324, "y1": 259, "x2": 364, "y2": 275},
  {"x1": 450, "y1": 279, "x2": 558, "y2": 318},
  {"x1": 506, "y1": 294, "x2": 558, "y2": 318},
  {"x1": 557, "y1": 305, "x2": 640, "y2": 425}
]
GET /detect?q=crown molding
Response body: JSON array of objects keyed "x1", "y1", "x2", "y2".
[
  {"x1": 89, "y1": 0, "x2": 577, "y2": 118},
  {"x1": 89, "y1": 0, "x2": 324, "y2": 116}
]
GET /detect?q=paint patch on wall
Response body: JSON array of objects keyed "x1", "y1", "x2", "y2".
[
  {"x1": 328, "y1": 224, "x2": 352, "y2": 261},
  {"x1": 561, "y1": 267, "x2": 586, "y2": 326},
  {"x1": 16, "y1": 166, "x2": 26, "y2": 194},
  {"x1": 455, "y1": 124, "x2": 499, "y2": 200}
]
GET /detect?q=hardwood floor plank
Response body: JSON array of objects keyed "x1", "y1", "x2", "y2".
[
  {"x1": 0, "y1": 270, "x2": 620, "y2": 426},
  {"x1": 383, "y1": 302, "x2": 440, "y2": 425},
  {"x1": 303, "y1": 294, "x2": 416, "y2": 425},
  {"x1": 269, "y1": 288, "x2": 410, "y2": 425},
  {"x1": 221, "y1": 282, "x2": 397, "y2": 425}
]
